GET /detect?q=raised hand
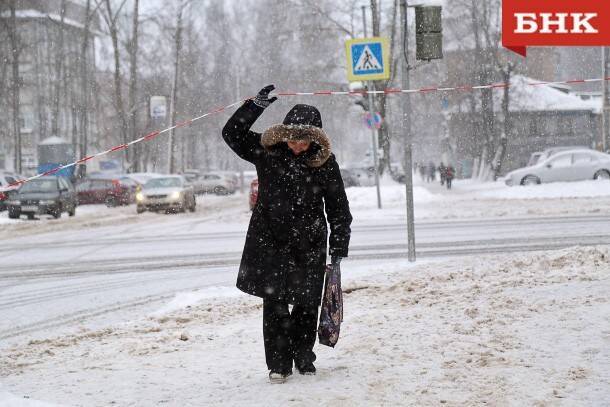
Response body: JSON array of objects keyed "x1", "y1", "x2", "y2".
[{"x1": 253, "y1": 84, "x2": 278, "y2": 108}]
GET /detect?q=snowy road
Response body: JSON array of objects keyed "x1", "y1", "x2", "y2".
[{"x1": 1, "y1": 212, "x2": 609, "y2": 347}]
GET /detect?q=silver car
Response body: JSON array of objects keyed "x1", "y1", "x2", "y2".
[
  {"x1": 505, "y1": 149, "x2": 610, "y2": 186},
  {"x1": 136, "y1": 176, "x2": 196, "y2": 213},
  {"x1": 191, "y1": 172, "x2": 237, "y2": 195}
]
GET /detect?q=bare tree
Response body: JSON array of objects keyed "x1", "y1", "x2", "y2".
[
  {"x1": 1, "y1": 0, "x2": 23, "y2": 172},
  {"x1": 79, "y1": 0, "x2": 101, "y2": 168},
  {"x1": 127, "y1": 0, "x2": 140, "y2": 171},
  {"x1": 50, "y1": 0, "x2": 67, "y2": 138},
  {"x1": 168, "y1": 0, "x2": 187, "y2": 174},
  {"x1": 100, "y1": 0, "x2": 130, "y2": 167},
  {"x1": 370, "y1": 0, "x2": 400, "y2": 173}
]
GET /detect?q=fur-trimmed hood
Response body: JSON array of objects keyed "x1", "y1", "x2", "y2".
[{"x1": 261, "y1": 124, "x2": 331, "y2": 168}]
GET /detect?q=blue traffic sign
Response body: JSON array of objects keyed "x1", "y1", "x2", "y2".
[{"x1": 345, "y1": 37, "x2": 390, "y2": 82}]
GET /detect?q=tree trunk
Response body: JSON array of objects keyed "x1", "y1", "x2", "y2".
[
  {"x1": 51, "y1": 0, "x2": 67, "y2": 138},
  {"x1": 127, "y1": 0, "x2": 140, "y2": 171},
  {"x1": 491, "y1": 65, "x2": 513, "y2": 180},
  {"x1": 7, "y1": 1, "x2": 21, "y2": 173},
  {"x1": 168, "y1": 1, "x2": 184, "y2": 174},
  {"x1": 104, "y1": 0, "x2": 129, "y2": 169},
  {"x1": 79, "y1": 0, "x2": 93, "y2": 174}
]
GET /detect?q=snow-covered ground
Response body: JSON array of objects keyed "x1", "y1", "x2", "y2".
[
  {"x1": 2, "y1": 179, "x2": 610, "y2": 406},
  {"x1": 1, "y1": 246, "x2": 609, "y2": 406}
]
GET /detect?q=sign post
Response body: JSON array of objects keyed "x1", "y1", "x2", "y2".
[{"x1": 346, "y1": 33, "x2": 390, "y2": 210}]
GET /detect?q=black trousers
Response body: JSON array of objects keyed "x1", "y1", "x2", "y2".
[{"x1": 263, "y1": 298, "x2": 318, "y2": 372}]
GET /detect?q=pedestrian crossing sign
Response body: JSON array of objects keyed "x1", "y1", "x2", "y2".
[{"x1": 345, "y1": 37, "x2": 390, "y2": 82}]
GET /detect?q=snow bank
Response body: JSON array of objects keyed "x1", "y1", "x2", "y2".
[
  {"x1": 479, "y1": 180, "x2": 610, "y2": 199},
  {"x1": 0, "y1": 385, "x2": 60, "y2": 407},
  {"x1": 150, "y1": 286, "x2": 242, "y2": 317},
  {"x1": 2, "y1": 246, "x2": 609, "y2": 405}
]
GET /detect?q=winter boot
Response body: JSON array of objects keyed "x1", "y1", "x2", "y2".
[
  {"x1": 269, "y1": 369, "x2": 292, "y2": 384},
  {"x1": 296, "y1": 362, "x2": 316, "y2": 376}
]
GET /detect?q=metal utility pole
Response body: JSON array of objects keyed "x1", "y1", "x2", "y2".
[
  {"x1": 361, "y1": 6, "x2": 382, "y2": 209},
  {"x1": 400, "y1": 0, "x2": 416, "y2": 262},
  {"x1": 601, "y1": 47, "x2": 610, "y2": 152}
]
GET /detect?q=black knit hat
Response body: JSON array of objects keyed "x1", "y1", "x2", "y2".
[{"x1": 282, "y1": 104, "x2": 323, "y2": 128}]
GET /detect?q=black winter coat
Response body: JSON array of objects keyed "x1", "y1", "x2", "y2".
[{"x1": 222, "y1": 101, "x2": 352, "y2": 305}]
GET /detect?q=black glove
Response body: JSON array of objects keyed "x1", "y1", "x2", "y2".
[
  {"x1": 253, "y1": 84, "x2": 278, "y2": 108},
  {"x1": 331, "y1": 256, "x2": 342, "y2": 266}
]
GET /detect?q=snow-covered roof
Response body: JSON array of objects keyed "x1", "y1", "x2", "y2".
[
  {"x1": 39, "y1": 136, "x2": 69, "y2": 145},
  {"x1": 452, "y1": 75, "x2": 602, "y2": 114},
  {"x1": 506, "y1": 75, "x2": 601, "y2": 113}
]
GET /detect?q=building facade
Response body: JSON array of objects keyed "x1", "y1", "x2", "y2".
[
  {"x1": 449, "y1": 75, "x2": 601, "y2": 176},
  {"x1": 0, "y1": 0, "x2": 99, "y2": 174}
]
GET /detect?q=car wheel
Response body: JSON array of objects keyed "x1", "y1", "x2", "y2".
[
  {"x1": 521, "y1": 175, "x2": 540, "y2": 186},
  {"x1": 8, "y1": 210, "x2": 20, "y2": 219},
  {"x1": 594, "y1": 170, "x2": 610, "y2": 180},
  {"x1": 52, "y1": 206, "x2": 62, "y2": 219},
  {"x1": 69, "y1": 205, "x2": 76, "y2": 217},
  {"x1": 189, "y1": 197, "x2": 196, "y2": 212},
  {"x1": 213, "y1": 186, "x2": 227, "y2": 195},
  {"x1": 105, "y1": 196, "x2": 117, "y2": 207},
  {"x1": 137, "y1": 205, "x2": 146, "y2": 214},
  {"x1": 27, "y1": 213, "x2": 35, "y2": 220}
]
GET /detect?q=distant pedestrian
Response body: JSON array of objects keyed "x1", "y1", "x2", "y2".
[
  {"x1": 418, "y1": 162, "x2": 425, "y2": 181},
  {"x1": 445, "y1": 165, "x2": 455, "y2": 190},
  {"x1": 438, "y1": 163, "x2": 446, "y2": 186},
  {"x1": 426, "y1": 161, "x2": 436, "y2": 183},
  {"x1": 222, "y1": 85, "x2": 353, "y2": 384}
]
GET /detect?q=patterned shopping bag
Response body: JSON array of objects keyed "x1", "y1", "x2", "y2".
[{"x1": 318, "y1": 263, "x2": 343, "y2": 347}]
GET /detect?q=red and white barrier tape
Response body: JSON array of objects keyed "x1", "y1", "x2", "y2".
[{"x1": 8, "y1": 75, "x2": 610, "y2": 189}]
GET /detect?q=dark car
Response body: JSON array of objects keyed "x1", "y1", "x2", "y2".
[
  {"x1": 249, "y1": 178, "x2": 258, "y2": 210},
  {"x1": 6, "y1": 176, "x2": 77, "y2": 219},
  {"x1": 76, "y1": 178, "x2": 137, "y2": 206}
]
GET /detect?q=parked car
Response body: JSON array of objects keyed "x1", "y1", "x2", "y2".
[
  {"x1": 539, "y1": 146, "x2": 590, "y2": 163},
  {"x1": 505, "y1": 149, "x2": 610, "y2": 186},
  {"x1": 0, "y1": 171, "x2": 25, "y2": 211},
  {"x1": 6, "y1": 176, "x2": 77, "y2": 219},
  {"x1": 122, "y1": 172, "x2": 164, "y2": 187},
  {"x1": 192, "y1": 172, "x2": 237, "y2": 195},
  {"x1": 76, "y1": 178, "x2": 137, "y2": 206},
  {"x1": 136, "y1": 175, "x2": 196, "y2": 214},
  {"x1": 249, "y1": 178, "x2": 259, "y2": 210}
]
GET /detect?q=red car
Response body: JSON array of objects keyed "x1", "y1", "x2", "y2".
[
  {"x1": 76, "y1": 178, "x2": 137, "y2": 207},
  {"x1": 0, "y1": 171, "x2": 24, "y2": 211},
  {"x1": 249, "y1": 179, "x2": 258, "y2": 210}
]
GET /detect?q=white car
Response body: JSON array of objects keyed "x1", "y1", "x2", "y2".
[
  {"x1": 505, "y1": 149, "x2": 610, "y2": 186},
  {"x1": 136, "y1": 176, "x2": 196, "y2": 213},
  {"x1": 191, "y1": 172, "x2": 237, "y2": 195}
]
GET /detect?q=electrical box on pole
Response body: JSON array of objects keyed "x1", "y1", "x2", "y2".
[{"x1": 415, "y1": 6, "x2": 443, "y2": 61}]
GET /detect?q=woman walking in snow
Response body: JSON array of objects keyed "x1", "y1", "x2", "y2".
[{"x1": 222, "y1": 85, "x2": 352, "y2": 384}]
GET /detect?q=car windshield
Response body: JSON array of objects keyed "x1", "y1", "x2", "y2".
[
  {"x1": 19, "y1": 179, "x2": 57, "y2": 193},
  {"x1": 144, "y1": 177, "x2": 182, "y2": 189}
]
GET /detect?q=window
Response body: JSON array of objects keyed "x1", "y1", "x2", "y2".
[
  {"x1": 19, "y1": 106, "x2": 34, "y2": 132},
  {"x1": 91, "y1": 180, "x2": 108, "y2": 191},
  {"x1": 58, "y1": 178, "x2": 68, "y2": 190},
  {"x1": 5, "y1": 176, "x2": 16, "y2": 184},
  {"x1": 573, "y1": 153, "x2": 593, "y2": 164},
  {"x1": 77, "y1": 181, "x2": 91, "y2": 192},
  {"x1": 549, "y1": 154, "x2": 572, "y2": 168}
]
